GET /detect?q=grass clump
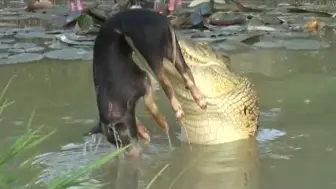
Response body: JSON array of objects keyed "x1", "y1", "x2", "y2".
[{"x1": 0, "y1": 76, "x2": 129, "y2": 189}]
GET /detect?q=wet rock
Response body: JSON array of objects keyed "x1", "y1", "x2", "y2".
[
  {"x1": 286, "y1": 6, "x2": 334, "y2": 17},
  {"x1": 248, "y1": 17, "x2": 264, "y2": 27},
  {"x1": 0, "y1": 10, "x2": 21, "y2": 16},
  {"x1": 210, "y1": 42, "x2": 237, "y2": 51},
  {"x1": 6, "y1": 42, "x2": 44, "y2": 53},
  {"x1": 283, "y1": 39, "x2": 330, "y2": 50},
  {"x1": 208, "y1": 12, "x2": 246, "y2": 26},
  {"x1": 0, "y1": 39, "x2": 16, "y2": 44},
  {"x1": 8, "y1": 49, "x2": 25, "y2": 53},
  {"x1": 55, "y1": 34, "x2": 95, "y2": 46},
  {"x1": 192, "y1": 36, "x2": 227, "y2": 43},
  {"x1": 213, "y1": 25, "x2": 247, "y2": 33},
  {"x1": 0, "y1": 22, "x2": 18, "y2": 27},
  {"x1": 66, "y1": 34, "x2": 96, "y2": 42},
  {"x1": 19, "y1": 27, "x2": 46, "y2": 33},
  {"x1": 0, "y1": 53, "x2": 9, "y2": 59},
  {"x1": 25, "y1": 46, "x2": 45, "y2": 53},
  {"x1": 0, "y1": 27, "x2": 45, "y2": 36},
  {"x1": 257, "y1": 14, "x2": 284, "y2": 25},
  {"x1": 5, "y1": 53, "x2": 44, "y2": 64},
  {"x1": 9, "y1": 46, "x2": 45, "y2": 53},
  {"x1": 229, "y1": 32, "x2": 266, "y2": 44},
  {"x1": 253, "y1": 40, "x2": 284, "y2": 48},
  {"x1": 0, "y1": 44, "x2": 12, "y2": 50},
  {"x1": 45, "y1": 30, "x2": 65, "y2": 35},
  {"x1": 26, "y1": 0, "x2": 53, "y2": 12},
  {"x1": 15, "y1": 31, "x2": 55, "y2": 39},
  {"x1": 43, "y1": 48, "x2": 92, "y2": 60},
  {"x1": 277, "y1": 3, "x2": 291, "y2": 7},
  {"x1": 13, "y1": 42, "x2": 37, "y2": 49},
  {"x1": 0, "y1": 15, "x2": 31, "y2": 21},
  {"x1": 248, "y1": 17, "x2": 276, "y2": 31},
  {"x1": 270, "y1": 32, "x2": 310, "y2": 39},
  {"x1": 248, "y1": 25, "x2": 276, "y2": 32},
  {"x1": 47, "y1": 42, "x2": 69, "y2": 49}
]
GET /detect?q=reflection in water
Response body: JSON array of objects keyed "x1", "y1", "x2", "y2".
[
  {"x1": 32, "y1": 128, "x2": 286, "y2": 189},
  {"x1": 2, "y1": 0, "x2": 336, "y2": 188},
  {"x1": 77, "y1": 138, "x2": 259, "y2": 189},
  {"x1": 145, "y1": 139, "x2": 259, "y2": 189}
]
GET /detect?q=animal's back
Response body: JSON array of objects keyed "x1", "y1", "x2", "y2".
[{"x1": 102, "y1": 9, "x2": 172, "y2": 63}]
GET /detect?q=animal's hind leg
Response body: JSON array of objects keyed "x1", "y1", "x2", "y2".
[
  {"x1": 156, "y1": 68, "x2": 185, "y2": 121},
  {"x1": 138, "y1": 47, "x2": 184, "y2": 121},
  {"x1": 143, "y1": 78, "x2": 172, "y2": 147},
  {"x1": 143, "y1": 78, "x2": 170, "y2": 131},
  {"x1": 167, "y1": 41, "x2": 207, "y2": 110}
]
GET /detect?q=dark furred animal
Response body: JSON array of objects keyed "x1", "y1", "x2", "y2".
[
  {"x1": 87, "y1": 9, "x2": 207, "y2": 156},
  {"x1": 103, "y1": 8, "x2": 207, "y2": 128},
  {"x1": 88, "y1": 28, "x2": 162, "y2": 156}
]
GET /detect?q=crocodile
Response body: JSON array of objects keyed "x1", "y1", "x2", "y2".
[{"x1": 156, "y1": 37, "x2": 260, "y2": 145}]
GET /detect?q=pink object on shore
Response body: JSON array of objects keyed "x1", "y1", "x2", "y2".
[
  {"x1": 69, "y1": 1, "x2": 75, "y2": 11},
  {"x1": 167, "y1": 0, "x2": 175, "y2": 11},
  {"x1": 76, "y1": 0, "x2": 83, "y2": 11},
  {"x1": 68, "y1": 0, "x2": 83, "y2": 12},
  {"x1": 155, "y1": 0, "x2": 182, "y2": 14}
]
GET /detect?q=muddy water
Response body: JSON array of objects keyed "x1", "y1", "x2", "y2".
[{"x1": 1, "y1": 0, "x2": 336, "y2": 189}]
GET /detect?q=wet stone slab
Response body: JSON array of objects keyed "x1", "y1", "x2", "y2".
[
  {"x1": 55, "y1": 34, "x2": 95, "y2": 46},
  {"x1": 2, "y1": 53, "x2": 44, "y2": 64},
  {"x1": 0, "y1": 39, "x2": 16, "y2": 44},
  {"x1": 210, "y1": 42, "x2": 237, "y2": 51},
  {"x1": 283, "y1": 39, "x2": 330, "y2": 50},
  {"x1": 253, "y1": 40, "x2": 285, "y2": 48},
  {"x1": 43, "y1": 48, "x2": 92, "y2": 60},
  {"x1": 8, "y1": 46, "x2": 45, "y2": 53},
  {"x1": 0, "y1": 44, "x2": 12, "y2": 50},
  {"x1": 0, "y1": 53, "x2": 9, "y2": 59},
  {"x1": 13, "y1": 42, "x2": 37, "y2": 49},
  {"x1": 15, "y1": 31, "x2": 56, "y2": 40}
]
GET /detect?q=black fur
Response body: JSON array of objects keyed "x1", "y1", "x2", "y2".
[
  {"x1": 87, "y1": 8, "x2": 197, "y2": 149},
  {"x1": 102, "y1": 8, "x2": 190, "y2": 76},
  {"x1": 89, "y1": 28, "x2": 148, "y2": 148}
]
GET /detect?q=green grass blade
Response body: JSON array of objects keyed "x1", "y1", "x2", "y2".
[{"x1": 48, "y1": 144, "x2": 131, "y2": 189}]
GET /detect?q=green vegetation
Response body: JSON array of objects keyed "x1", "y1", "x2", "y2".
[{"x1": 0, "y1": 76, "x2": 129, "y2": 189}]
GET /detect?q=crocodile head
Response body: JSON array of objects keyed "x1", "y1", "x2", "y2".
[
  {"x1": 163, "y1": 37, "x2": 259, "y2": 145},
  {"x1": 164, "y1": 38, "x2": 248, "y2": 98}
]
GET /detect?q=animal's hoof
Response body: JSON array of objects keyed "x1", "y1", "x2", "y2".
[
  {"x1": 138, "y1": 129, "x2": 150, "y2": 142},
  {"x1": 175, "y1": 109, "x2": 184, "y2": 121},
  {"x1": 160, "y1": 117, "x2": 169, "y2": 132},
  {"x1": 198, "y1": 98, "x2": 207, "y2": 109},
  {"x1": 127, "y1": 146, "x2": 141, "y2": 158}
]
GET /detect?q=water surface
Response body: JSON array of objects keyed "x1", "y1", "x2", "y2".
[{"x1": 1, "y1": 0, "x2": 336, "y2": 189}]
